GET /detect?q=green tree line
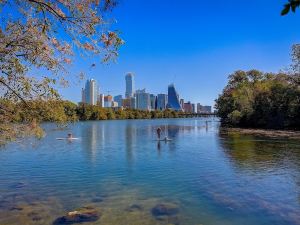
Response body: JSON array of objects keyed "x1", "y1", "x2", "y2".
[
  {"x1": 215, "y1": 70, "x2": 300, "y2": 129},
  {"x1": 1, "y1": 99, "x2": 189, "y2": 123}
]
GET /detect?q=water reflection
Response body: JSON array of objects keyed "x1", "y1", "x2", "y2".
[
  {"x1": 125, "y1": 123, "x2": 137, "y2": 166},
  {"x1": 217, "y1": 131, "x2": 300, "y2": 224}
]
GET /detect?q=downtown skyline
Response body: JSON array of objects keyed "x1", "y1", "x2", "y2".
[
  {"x1": 81, "y1": 73, "x2": 212, "y2": 113},
  {"x1": 56, "y1": 0, "x2": 300, "y2": 106}
]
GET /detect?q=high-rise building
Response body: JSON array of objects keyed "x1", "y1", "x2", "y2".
[
  {"x1": 150, "y1": 94, "x2": 157, "y2": 110},
  {"x1": 82, "y1": 79, "x2": 99, "y2": 105},
  {"x1": 192, "y1": 103, "x2": 196, "y2": 113},
  {"x1": 98, "y1": 94, "x2": 104, "y2": 107},
  {"x1": 114, "y1": 95, "x2": 123, "y2": 107},
  {"x1": 184, "y1": 101, "x2": 193, "y2": 113},
  {"x1": 197, "y1": 103, "x2": 212, "y2": 113},
  {"x1": 157, "y1": 94, "x2": 167, "y2": 110},
  {"x1": 136, "y1": 89, "x2": 150, "y2": 110},
  {"x1": 197, "y1": 103, "x2": 201, "y2": 113},
  {"x1": 180, "y1": 99, "x2": 184, "y2": 110},
  {"x1": 166, "y1": 84, "x2": 182, "y2": 111},
  {"x1": 104, "y1": 95, "x2": 113, "y2": 108},
  {"x1": 125, "y1": 73, "x2": 134, "y2": 98},
  {"x1": 130, "y1": 96, "x2": 136, "y2": 109}
]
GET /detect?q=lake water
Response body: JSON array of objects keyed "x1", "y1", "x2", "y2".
[{"x1": 1, "y1": 118, "x2": 300, "y2": 225}]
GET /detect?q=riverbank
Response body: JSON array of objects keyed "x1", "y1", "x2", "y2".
[{"x1": 220, "y1": 127, "x2": 300, "y2": 139}]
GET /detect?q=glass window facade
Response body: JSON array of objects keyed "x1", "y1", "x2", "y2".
[{"x1": 167, "y1": 84, "x2": 182, "y2": 111}]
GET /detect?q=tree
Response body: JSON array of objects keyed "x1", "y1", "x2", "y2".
[
  {"x1": 281, "y1": 0, "x2": 300, "y2": 15},
  {"x1": 0, "y1": 0, "x2": 123, "y2": 143}
]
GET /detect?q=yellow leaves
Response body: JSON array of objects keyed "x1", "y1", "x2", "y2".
[
  {"x1": 52, "y1": 38, "x2": 59, "y2": 47},
  {"x1": 83, "y1": 43, "x2": 95, "y2": 51},
  {"x1": 76, "y1": 3, "x2": 84, "y2": 12},
  {"x1": 63, "y1": 58, "x2": 71, "y2": 64}
]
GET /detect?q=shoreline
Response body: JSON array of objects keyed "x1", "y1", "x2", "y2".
[{"x1": 220, "y1": 127, "x2": 300, "y2": 139}]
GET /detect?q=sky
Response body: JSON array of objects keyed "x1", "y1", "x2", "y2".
[{"x1": 59, "y1": 0, "x2": 300, "y2": 106}]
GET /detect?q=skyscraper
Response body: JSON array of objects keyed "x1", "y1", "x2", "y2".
[
  {"x1": 150, "y1": 94, "x2": 157, "y2": 110},
  {"x1": 125, "y1": 73, "x2": 134, "y2": 98},
  {"x1": 157, "y1": 94, "x2": 167, "y2": 110},
  {"x1": 114, "y1": 95, "x2": 123, "y2": 107},
  {"x1": 82, "y1": 79, "x2": 99, "y2": 105},
  {"x1": 104, "y1": 95, "x2": 113, "y2": 108},
  {"x1": 166, "y1": 84, "x2": 182, "y2": 111},
  {"x1": 136, "y1": 89, "x2": 150, "y2": 110},
  {"x1": 184, "y1": 101, "x2": 193, "y2": 113}
]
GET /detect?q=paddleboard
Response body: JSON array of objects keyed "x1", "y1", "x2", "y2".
[
  {"x1": 56, "y1": 138, "x2": 79, "y2": 140},
  {"x1": 156, "y1": 138, "x2": 172, "y2": 141}
]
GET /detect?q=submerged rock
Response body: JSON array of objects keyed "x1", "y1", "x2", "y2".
[
  {"x1": 126, "y1": 204, "x2": 143, "y2": 212},
  {"x1": 151, "y1": 203, "x2": 179, "y2": 217},
  {"x1": 10, "y1": 206, "x2": 23, "y2": 211},
  {"x1": 53, "y1": 206, "x2": 100, "y2": 225}
]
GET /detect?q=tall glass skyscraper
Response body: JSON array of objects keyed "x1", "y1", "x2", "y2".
[
  {"x1": 82, "y1": 79, "x2": 99, "y2": 105},
  {"x1": 125, "y1": 73, "x2": 134, "y2": 98},
  {"x1": 157, "y1": 94, "x2": 167, "y2": 110},
  {"x1": 136, "y1": 89, "x2": 150, "y2": 110},
  {"x1": 166, "y1": 84, "x2": 182, "y2": 111}
]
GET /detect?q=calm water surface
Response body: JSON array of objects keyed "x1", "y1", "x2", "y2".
[{"x1": 1, "y1": 118, "x2": 300, "y2": 225}]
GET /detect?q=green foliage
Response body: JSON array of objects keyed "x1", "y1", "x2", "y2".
[
  {"x1": 282, "y1": 0, "x2": 300, "y2": 15},
  {"x1": 215, "y1": 70, "x2": 300, "y2": 129}
]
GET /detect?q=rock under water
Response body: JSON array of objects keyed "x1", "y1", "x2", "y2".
[
  {"x1": 53, "y1": 206, "x2": 100, "y2": 225},
  {"x1": 151, "y1": 203, "x2": 179, "y2": 217}
]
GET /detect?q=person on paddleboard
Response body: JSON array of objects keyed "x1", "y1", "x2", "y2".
[{"x1": 156, "y1": 127, "x2": 162, "y2": 139}]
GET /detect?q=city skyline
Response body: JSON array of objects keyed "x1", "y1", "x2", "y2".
[
  {"x1": 56, "y1": 0, "x2": 300, "y2": 106},
  {"x1": 80, "y1": 73, "x2": 212, "y2": 112}
]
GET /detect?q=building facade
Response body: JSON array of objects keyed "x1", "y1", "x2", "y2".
[
  {"x1": 166, "y1": 84, "x2": 182, "y2": 111},
  {"x1": 98, "y1": 94, "x2": 104, "y2": 107},
  {"x1": 157, "y1": 94, "x2": 167, "y2": 110},
  {"x1": 150, "y1": 94, "x2": 157, "y2": 110},
  {"x1": 114, "y1": 95, "x2": 123, "y2": 107},
  {"x1": 125, "y1": 73, "x2": 134, "y2": 98},
  {"x1": 184, "y1": 101, "x2": 193, "y2": 113},
  {"x1": 82, "y1": 79, "x2": 99, "y2": 105},
  {"x1": 104, "y1": 95, "x2": 113, "y2": 108},
  {"x1": 197, "y1": 104, "x2": 212, "y2": 113},
  {"x1": 136, "y1": 89, "x2": 150, "y2": 110}
]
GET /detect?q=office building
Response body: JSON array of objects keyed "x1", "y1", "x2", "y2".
[
  {"x1": 192, "y1": 103, "x2": 196, "y2": 113},
  {"x1": 157, "y1": 94, "x2": 167, "y2": 110},
  {"x1": 150, "y1": 94, "x2": 157, "y2": 110},
  {"x1": 125, "y1": 73, "x2": 134, "y2": 98},
  {"x1": 98, "y1": 94, "x2": 104, "y2": 107},
  {"x1": 82, "y1": 79, "x2": 99, "y2": 105},
  {"x1": 180, "y1": 99, "x2": 184, "y2": 110},
  {"x1": 136, "y1": 89, "x2": 150, "y2": 110},
  {"x1": 130, "y1": 96, "x2": 136, "y2": 109},
  {"x1": 114, "y1": 95, "x2": 123, "y2": 107},
  {"x1": 197, "y1": 104, "x2": 212, "y2": 113},
  {"x1": 184, "y1": 101, "x2": 193, "y2": 113},
  {"x1": 104, "y1": 95, "x2": 113, "y2": 108},
  {"x1": 166, "y1": 84, "x2": 182, "y2": 111}
]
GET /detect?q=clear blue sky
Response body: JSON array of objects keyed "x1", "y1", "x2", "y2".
[{"x1": 60, "y1": 0, "x2": 300, "y2": 106}]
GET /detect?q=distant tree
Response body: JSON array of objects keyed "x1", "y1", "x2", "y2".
[{"x1": 0, "y1": 0, "x2": 123, "y2": 143}]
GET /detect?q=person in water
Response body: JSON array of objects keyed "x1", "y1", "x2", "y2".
[
  {"x1": 156, "y1": 127, "x2": 162, "y2": 139},
  {"x1": 67, "y1": 133, "x2": 73, "y2": 139}
]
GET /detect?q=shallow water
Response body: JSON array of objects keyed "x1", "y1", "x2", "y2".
[{"x1": 1, "y1": 118, "x2": 300, "y2": 225}]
